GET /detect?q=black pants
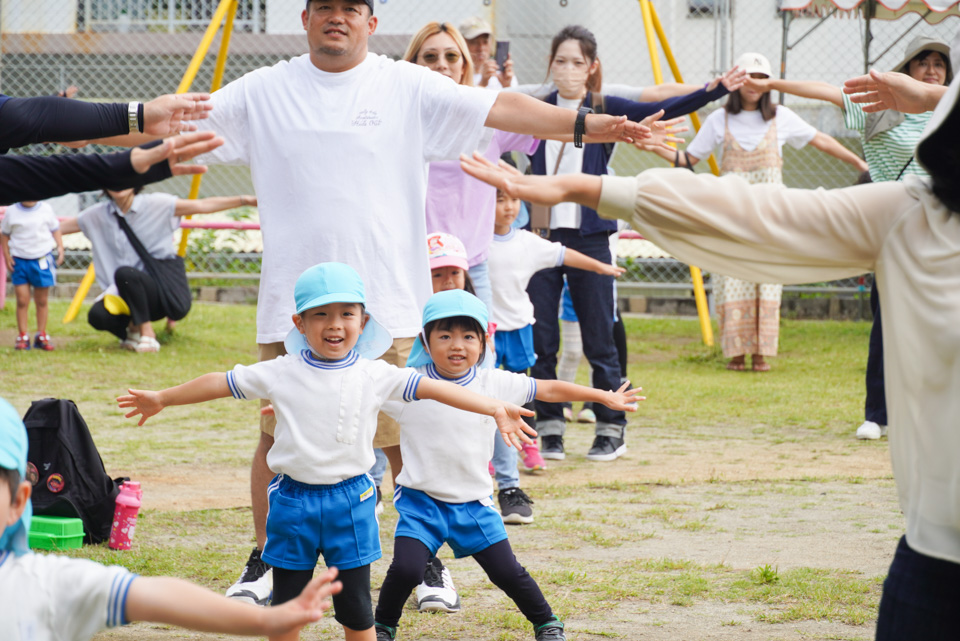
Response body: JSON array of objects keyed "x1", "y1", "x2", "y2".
[
  {"x1": 87, "y1": 266, "x2": 165, "y2": 340},
  {"x1": 865, "y1": 281, "x2": 888, "y2": 425},
  {"x1": 876, "y1": 536, "x2": 960, "y2": 640},
  {"x1": 274, "y1": 565, "x2": 373, "y2": 631},
  {"x1": 375, "y1": 537, "x2": 553, "y2": 630}
]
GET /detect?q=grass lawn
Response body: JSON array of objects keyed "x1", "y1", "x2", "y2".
[{"x1": 0, "y1": 300, "x2": 894, "y2": 641}]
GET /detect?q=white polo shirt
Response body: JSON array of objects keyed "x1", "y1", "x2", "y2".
[{"x1": 227, "y1": 350, "x2": 422, "y2": 485}]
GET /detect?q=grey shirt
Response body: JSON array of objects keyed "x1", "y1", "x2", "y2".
[{"x1": 77, "y1": 193, "x2": 179, "y2": 291}]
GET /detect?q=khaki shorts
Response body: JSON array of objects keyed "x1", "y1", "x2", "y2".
[{"x1": 257, "y1": 337, "x2": 415, "y2": 448}]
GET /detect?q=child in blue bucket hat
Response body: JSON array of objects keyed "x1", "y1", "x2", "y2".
[
  {"x1": 0, "y1": 396, "x2": 344, "y2": 640},
  {"x1": 373, "y1": 290, "x2": 644, "y2": 641},
  {"x1": 117, "y1": 263, "x2": 537, "y2": 641}
]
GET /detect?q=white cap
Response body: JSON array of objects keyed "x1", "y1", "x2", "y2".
[{"x1": 735, "y1": 52, "x2": 772, "y2": 78}]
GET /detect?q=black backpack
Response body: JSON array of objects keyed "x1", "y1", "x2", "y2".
[{"x1": 23, "y1": 399, "x2": 124, "y2": 544}]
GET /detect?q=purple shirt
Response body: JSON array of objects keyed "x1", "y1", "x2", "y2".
[{"x1": 425, "y1": 129, "x2": 540, "y2": 267}]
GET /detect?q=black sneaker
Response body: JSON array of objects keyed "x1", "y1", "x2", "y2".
[
  {"x1": 499, "y1": 487, "x2": 534, "y2": 524},
  {"x1": 416, "y1": 555, "x2": 460, "y2": 613},
  {"x1": 540, "y1": 435, "x2": 565, "y2": 461},
  {"x1": 375, "y1": 485, "x2": 384, "y2": 516},
  {"x1": 534, "y1": 617, "x2": 566, "y2": 640},
  {"x1": 225, "y1": 547, "x2": 272, "y2": 605},
  {"x1": 586, "y1": 435, "x2": 627, "y2": 462},
  {"x1": 375, "y1": 623, "x2": 397, "y2": 640}
]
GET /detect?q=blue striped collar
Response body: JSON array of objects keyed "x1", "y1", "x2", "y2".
[
  {"x1": 0, "y1": 550, "x2": 10, "y2": 568},
  {"x1": 425, "y1": 363, "x2": 477, "y2": 386},
  {"x1": 301, "y1": 349, "x2": 360, "y2": 370},
  {"x1": 493, "y1": 228, "x2": 516, "y2": 242}
]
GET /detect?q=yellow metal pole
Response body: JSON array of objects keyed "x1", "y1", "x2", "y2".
[
  {"x1": 177, "y1": 0, "x2": 238, "y2": 257},
  {"x1": 62, "y1": 0, "x2": 236, "y2": 324},
  {"x1": 639, "y1": 0, "x2": 714, "y2": 346}
]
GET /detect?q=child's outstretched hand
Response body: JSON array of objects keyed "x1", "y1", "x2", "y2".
[
  {"x1": 117, "y1": 389, "x2": 165, "y2": 426},
  {"x1": 261, "y1": 567, "x2": 342, "y2": 635},
  {"x1": 494, "y1": 404, "x2": 537, "y2": 450},
  {"x1": 602, "y1": 381, "x2": 645, "y2": 412}
]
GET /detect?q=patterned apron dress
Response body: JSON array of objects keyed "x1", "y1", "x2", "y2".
[{"x1": 713, "y1": 113, "x2": 783, "y2": 358}]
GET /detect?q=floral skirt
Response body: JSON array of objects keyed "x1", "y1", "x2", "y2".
[{"x1": 714, "y1": 275, "x2": 781, "y2": 358}]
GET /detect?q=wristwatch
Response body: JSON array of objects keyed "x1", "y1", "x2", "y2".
[
  {"x1": 128, "y1": 101, "x2": 143, "y2": 134},
  {"x1": 574, "y1": 106, "x2": 593, "y2": 148}
]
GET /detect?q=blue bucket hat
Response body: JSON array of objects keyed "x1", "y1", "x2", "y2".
[
  {"x1": 0, "y1": 398, "x2": 31, "y2": 556},
  {"x1": 284, "y1": 262, "x2": 393, "y2": 360},
  {"x1": 407, "y1": 290, "x2": 489, "y2": 368}
]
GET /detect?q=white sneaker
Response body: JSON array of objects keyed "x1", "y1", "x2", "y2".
[
  {"x1": 226, "y1": 548, "x2": 273, "y2": 606},
  {"x1": 416, "y1": 556, "x2": 461, "y2": 613},
  {"x1": 856, "y1": 421, "x2": 887, "y2": 440}
]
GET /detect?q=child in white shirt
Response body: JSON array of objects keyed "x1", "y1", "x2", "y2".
[
  {"x1": 487, "y1": 187, "x2": 624, "y2": 472},
  {"x1": 117, "y1": 262, "x2": 535, "y2": 641},
  {"x1": 373, "y1": 289, "x2": 641, "y2": 641},
  {"x1": 0, "y1": 397, "x2": 342, "y2": 641},
  {"x1": 0, "y1": 200, "x2": 64, "y2": 350}
]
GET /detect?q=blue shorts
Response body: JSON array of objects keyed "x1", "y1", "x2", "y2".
[
  {"x1": 393, "y1": 486, "x2": 508, "y2": 558},
  {"x1": 263, "y1": 473, "x2": 381, "y2": 571},
  {"x1": 495, "y1": 325, "x2": 536, "y2": 373},
  {"x1": 11, "y1": 256, "x2": 55, "y2": 288}
]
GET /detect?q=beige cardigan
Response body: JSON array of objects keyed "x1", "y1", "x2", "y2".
[{"x1": 599, "y1": 169, "x2": 960, "y2": 564}]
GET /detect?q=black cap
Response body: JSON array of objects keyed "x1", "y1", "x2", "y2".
[{"x1": 305, "y1": 0, "x2": 373, "y2": 13}]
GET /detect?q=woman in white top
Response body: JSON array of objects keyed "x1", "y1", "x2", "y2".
[
  {"x1": 662, "y1": 52, "x2": 867, "y2": 372},
  {"x1": 460, "y1": 66, "x2": 960, "y2": 640}
]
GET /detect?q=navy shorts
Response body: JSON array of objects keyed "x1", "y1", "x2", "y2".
[
  {"x1": 11, "y1": 256, "x2": 55, "y2": 288},
  {"x1": 495, "y1": 325, "x2": 536, "y2": 373},
  {"x1": 393, "y1": 486, "x2": 508, "y2": 558},
  {"x1": 263, "y1": 473, "x2": 381, "y2": 571}
]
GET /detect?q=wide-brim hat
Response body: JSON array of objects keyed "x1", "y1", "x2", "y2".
[
  {"x1": 0, "y1": 398, "x2": 31, "y2": 557},
  {"x1": 735, "y1": 52, "x2": 772, "y2": 78},
  {"x1": 891, "y1": 35, "x2": 951, "y2": 75},
  {"x1": 916, "y1": 73, "x2": 960, "y2": 192},
  {"x1": 407, "y1": 290, "x2": 489, "y2": 368}
]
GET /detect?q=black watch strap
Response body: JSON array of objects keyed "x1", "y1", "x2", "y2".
[{"x1": 574, "y1": 106, "x2": 593, "y2": 148}]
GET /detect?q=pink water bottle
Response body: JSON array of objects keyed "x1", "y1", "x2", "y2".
[{"x1": 108, "y1": 481, "x2": 141, "y2": 550}]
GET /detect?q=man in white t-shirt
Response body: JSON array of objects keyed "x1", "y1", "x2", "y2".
[
  {"x1": 195, "y1": 0, "x2": 650, "y2": 603},
  {"x1": 460, "y1": 16, "x2": 518, "y2": 91}
]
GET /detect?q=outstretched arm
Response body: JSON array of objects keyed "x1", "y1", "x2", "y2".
[
  {"x1": 416, "y1": 377, "x2": 537, "y2": 449},
  {"x1": 536, "y1": 380, "x2": 643, "y2": 411},
  {"x1": 843, "y1": 69, "x2": 947, "y2": 114},
  {"x1": 175, "y1": 194, "x2": 257, "y2": 216},
  {"x1": 745, "y1": 77, "x2": 842, "y2": 108},
  {"x1": 563, "y1": 247, "x2": 625, "y2": 277},
  {"x1": 461, "y1": 152, "x2": 603, "y2": 209},
  {"x1": 117, "y1": 372, "x2": 231, "y2": 426},
  {"x1": 808, "y1": 132, "x2": 868, "y2": 172},
  {"x1": 125, "y1": 568, "x2": 340, "y2": 636}
]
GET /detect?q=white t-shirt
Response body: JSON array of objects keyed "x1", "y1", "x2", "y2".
[
  {"x1": 487, "y1": 229, "x2": 565, "y2": 331},
  {"x1": 0, "y1": 202, "x2": 58, "y2": 259},
  {"x1": 196, "y1": 53, "x2": 498, "y2": 343},
  {"x1": 76, "y1": 193, "x2": 179, "y2": 292},
  {"x1": 0, "y1": 550, "x2": 137, "y2": 641},
  {"x1": 685, "y1": 106, "x2": 817, "y2": 161},
  {"x1": 384, "y1": 364, "x2": 536, "y2": 503},
  {"x1": 473, "y1": 72, "x2": 519, "y2": 91},
  {"x1": 545, "y1": 96, "x2": 586, "y2": 229},
  {"x1": 227, "y1": 350, "x2": 422, "y2": 485}
]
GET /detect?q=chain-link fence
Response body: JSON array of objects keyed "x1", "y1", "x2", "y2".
[{"x1": 2, "y1": 0, "x2": 957, "y2": 294}]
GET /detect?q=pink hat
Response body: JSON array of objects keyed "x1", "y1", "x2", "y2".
[{"x1": 426, "y1": 232, "x2": 469, "y2": 270}]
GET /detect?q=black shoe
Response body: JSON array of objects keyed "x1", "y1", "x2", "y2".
[
  {"x1": 375, "y1": 623, "x2": 397, "y2": 640},
  {"x1": 540, "y1": 435, "x2": 565, "y2": 461},
  {"x1": 375, "y1": 485, "x2": 384, "y2": 516},
  {"x1": 498, "y1": 487, "x2": 534, "y2": 524},
  {"x1": 586, "y1": 435, "x2": 627, "y2": 462},
  {"x1": 534, "y1": 617, "x2": 566, "y2": 640},
  {"x1": 225, "y1": 547, "x2": 272, "y2": 605}
]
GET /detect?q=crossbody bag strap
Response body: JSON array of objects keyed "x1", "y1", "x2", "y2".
[
  {"x1": 111, "y1": 208, "x2": 154, "y2": 267},
  {"x1": 896, "y1": 156, "x2": 914, "y2": 182}
]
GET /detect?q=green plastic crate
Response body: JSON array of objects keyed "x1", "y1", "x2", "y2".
[{"x1": 28, "y1": 516, "x2": 85, "y2": 550}]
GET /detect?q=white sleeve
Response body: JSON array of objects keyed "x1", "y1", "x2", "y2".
[
  {"x1": 194, "y1": 75, "x2": 251, "y2": 165},
  {"x1": 366, "y1": 360, "x2": 423, "y2": 404},
  {"x1": 380, "y1": 399, "x2": 405, "y2": 421},
  {"x1": 43, "y1": 204, "x2": 59, "y2": 231},
  {"x1": 684, "y1": 109, "x2": 723, "y2": 161},
  {"x1": 227, "y1": 359, "x2": 278, "y2": 401},
  {"x1": 776, "y1": 106, "x2": 817, "y2": 149},
  {"x1": 146, "y1": 193, "x2": 180, "y2": 233},
  {"x1": 485, "y1": 369, "x2": 537, "y2": 406},
  {"x1": 46, "y1": 556, "x2": 137, "y2": 637},
  {"x1": 0, "y1": 213, "x2": 10, "y2": 235},
  {"x1": 419, "y1": 71, "x2": 498, "y2": 162},
  {"x1": 526, "y1": 232, "x2": 566, "y2": 271}
]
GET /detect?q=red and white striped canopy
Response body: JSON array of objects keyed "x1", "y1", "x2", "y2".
[{"x1": 780, "y1": 0, "x2": 960, "y2": 23}]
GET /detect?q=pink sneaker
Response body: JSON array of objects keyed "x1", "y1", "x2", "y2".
[
  {"x1": 488, "y1": 461, "x2": 495, "y2": 476},
  {"x1": 522, "y1": 442, "x2": 547, "y2": 472}
]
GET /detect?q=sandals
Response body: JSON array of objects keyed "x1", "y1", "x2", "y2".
[
  {"x1": 726, "y1": 358, "x2": 746, "y2": 371},
  {"x1": 120, "y1": 331, "x2": 141, "y2": 351},
  {"x1": 134, "y1": 336, "x2": 161, "y2": 353}
]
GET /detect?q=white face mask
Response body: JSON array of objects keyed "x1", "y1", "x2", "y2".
[{"x1": 552, "y1": 63, "x2": 590, "y2": 98}]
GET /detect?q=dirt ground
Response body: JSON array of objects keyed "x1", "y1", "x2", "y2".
[{"x1": 93, "y1": 421, "x2": 897, "y2": 641}]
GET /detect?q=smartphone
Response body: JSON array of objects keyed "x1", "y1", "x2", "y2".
[{"x1": 495, "y1": 40, "x2": 510, "y2": 71}]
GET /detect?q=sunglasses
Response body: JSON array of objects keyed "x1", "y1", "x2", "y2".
[{"x1": 421, "y1": 50, "x2": 462, "y2": 65}]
